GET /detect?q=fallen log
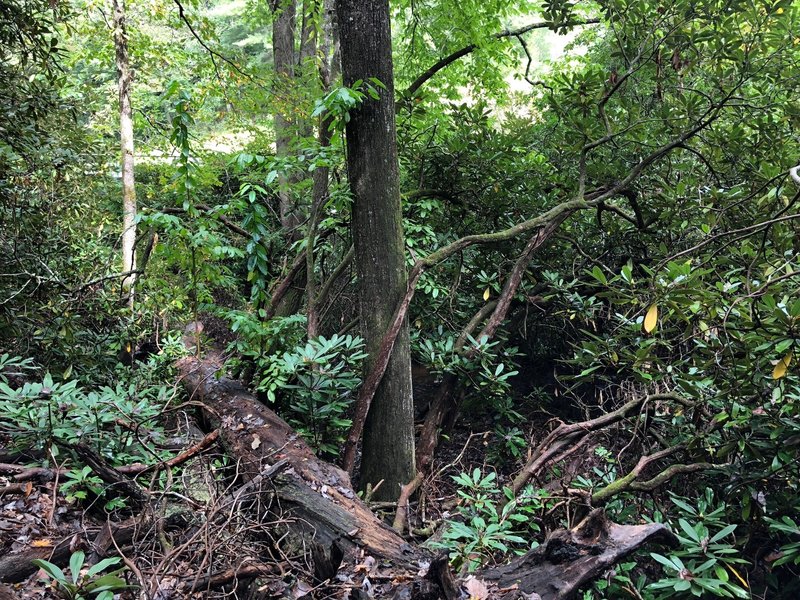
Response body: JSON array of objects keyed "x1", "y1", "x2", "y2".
[
  {"x1": 178, "y1": 356, "x2": 679, "y2": 599},
  {"x1": 177, "y1": 356, "x2": 423, "y2": 571},
  {"x1": 0, "y1": 536, "x2": 75, "y2": 584},
  {"x1": 483, "y1": 509, "x2": 678, "y2": 600}
]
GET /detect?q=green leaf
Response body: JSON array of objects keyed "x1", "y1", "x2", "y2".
[
  {"x1": 86, "y1": 557, "x2": 121, "y2": 578},
  {"x1": 679, "y1": 519, "x2": 701, "y2": 542},
  {"x1": 32, "y1": 559, "x2": 67, "y2": 583},
  {"x1": 709, "y1": 524, "x2": 737, "y2": 543},
  {"x1": 69, "y1": 550, "x2": 84, "y2": 584},
  {"x1": 590, "y1": 265, "x2": 607, "y2": 284},
  {"x1": 650, "y1": 552, "x2": 680, "y2": 572},
  {"x1": 671, "y1": 497, "x2": 698, "y2": 516}
]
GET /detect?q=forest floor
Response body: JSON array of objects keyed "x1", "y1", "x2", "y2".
[{"x1": 0, "y1": 326, "x2": 615, "y2": 599}]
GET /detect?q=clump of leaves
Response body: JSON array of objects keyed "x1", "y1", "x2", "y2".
[
  {"x1": 765, "y1": 515, "x2": 800, "y2": 567},
  {"x1": 280, "y1": 334, "x2": 367, "y2": 456},
  {"x1": 648, "y1": 491, "x2": 749, "y2": 599},
  {"x1": 33, "y1": 551, "x2": 130, "y2": 600},
  {"x1": 430, "y1": 469, "x2": 544, "y2": 572},
  {"x1": 0, "y1": 353, "x2": 37, "y2": 383},
  {"x1": 0, "y1": 362, "x2": 175, "y2": 465}
]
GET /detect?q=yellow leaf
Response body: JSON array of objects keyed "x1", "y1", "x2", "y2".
[
  {"x1": 726, "y1": 563, "x2": 749, "y2": 589},
  {"x1": 643, "y1": 304, "x2": 658, "y2": 333},
  {"x1": 773, "y1": 352, "x2": 792, "y2": 380},
  {"x1": 483, "y1": 287, "x2": 490, "y2": 301}
]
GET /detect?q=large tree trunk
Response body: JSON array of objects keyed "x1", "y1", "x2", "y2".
[
  {"x1": 112, "y1": 0, "x2": 136, "y2": 308},
  {"x1": 336, "y1": 0, "x2": 415, "y2": 501}
]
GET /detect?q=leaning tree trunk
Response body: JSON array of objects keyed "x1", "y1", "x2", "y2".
[
  {"x1": 112, "y1": 0, "x2": 136, "y2": 308},
  {"x1": 336, "y1": 0, "x2": 415, "y2": 501}
]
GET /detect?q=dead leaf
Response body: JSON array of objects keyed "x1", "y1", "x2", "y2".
[
  {"x1": 773, "y1": 352, "x2": 792, "y2": 379},
  {"x1": 251, "y1": 435, "x2": 261, "y2": 450},
  {"x1": 464, "y1": 576, "x2": 489, "y2": 600},
  {"x1": 643, "y1": 303, "x2": 658, "y2": 333}
]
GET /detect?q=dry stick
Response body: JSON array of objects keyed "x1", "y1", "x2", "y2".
[
  {"x1": 392, "y1": 472, "x2": 424, "y2": 533},
  {"x1": 172, "y1": 0, "x2": 254, "y2": 81},
  {"x1": 510, "y1": 392, "x2": 685, "y2": 495},
  {"x1": 115, "y1": 429, "x2": 220, "y2": 475},
  {"x1": 106, "y1": 519, "x2": 150, "y2": 600},
  {"x1": 188, "y1": 562, "x2": 278, "y2": 593}
]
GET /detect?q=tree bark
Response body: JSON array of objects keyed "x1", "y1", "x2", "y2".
[
  {"x1": 270, "y1": 0, "x2": 301, "y2": 232},
  {"x1": 336, "y1": 0, "x2": 415, "y2": 501},
  {"x1": 112, "y1": 0, "x2": 136, "y2": 308}
]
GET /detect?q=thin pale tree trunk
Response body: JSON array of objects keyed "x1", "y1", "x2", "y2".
[
  {"x1": 113, "y1": 0, "x2": 136, "y2": 308},
  {"x1": 306, "y1": 0, "x2": 337, "y2": 339}
]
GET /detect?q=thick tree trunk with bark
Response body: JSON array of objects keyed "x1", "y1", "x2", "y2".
[
  {"x1": 336, "y1": 0, "x2": 415, "y2": 501},
  {"x1": 112, "y1": 0, "x2": 136, "y2": 307}
]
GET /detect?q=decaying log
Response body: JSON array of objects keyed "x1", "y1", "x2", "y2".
[
  {"x1": 178, "y1": 356, "x2": 680, "y2": 599},
  {"x1": 177, "y1": 356, "x2": 423, "y2": 570},
  {"x1": 483, "y1": 509, "x2": 679, "y2": 600},
  {"x1": 0, "y1": 536, "x2": 75, "y2": 583}
]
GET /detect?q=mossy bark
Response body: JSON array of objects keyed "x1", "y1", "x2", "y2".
[{"x1": 336, "y1": 0, "x2": 415, "y2": 501}]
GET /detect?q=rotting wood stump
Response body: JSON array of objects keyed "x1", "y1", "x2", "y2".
[{"x1": 483, "y1": 509, "x2": 678, "y2": 599}]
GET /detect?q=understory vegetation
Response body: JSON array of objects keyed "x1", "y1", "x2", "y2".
[{"x1": 1, "y1": 0, "x2": 799, "y2": 598}]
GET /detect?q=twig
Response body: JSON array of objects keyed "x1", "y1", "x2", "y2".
[
  {"x1": 115, "y1": 429, "x2": 220, "y2": 475},
  {"x1": 172, "y1": 0, "x2": 253, "y2": 81}
]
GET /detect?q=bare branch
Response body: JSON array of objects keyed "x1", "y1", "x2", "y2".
[{"x1": 402, "y1": 18, "x2": 600, "y2": 99}]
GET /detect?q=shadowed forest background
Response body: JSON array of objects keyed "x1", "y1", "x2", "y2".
[{"x1": 1, "y1": 0, "x2": 800, "y2": 598}]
